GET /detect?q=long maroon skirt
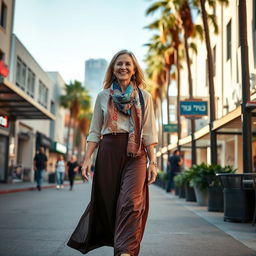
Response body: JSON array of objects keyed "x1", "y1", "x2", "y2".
[{"x1": 67, "y1": 133, "x2": 149, "y2": 256}]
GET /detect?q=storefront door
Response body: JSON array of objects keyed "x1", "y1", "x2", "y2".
[{"x1": 0, "y1": 135, "x2": 8, "y2": 182}]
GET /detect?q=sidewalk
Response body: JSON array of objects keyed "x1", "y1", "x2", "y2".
[
  {"x1": 0, "y1": 180, "x2": 83, "y2": 194},
  {"x1": 155, "y1": 186, "x2": 256, "y2": 253}
]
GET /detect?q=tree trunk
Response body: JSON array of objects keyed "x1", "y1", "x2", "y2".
[
  {"x1": 184, "y1": 32, "x2": 196, "y2": 165},
  {"x1": 239, "y1": 0, "x2": 252, "y2": 173},
  {"x1": 166, "y1": 66, "x2": 171, "y2": 158},
  {"x1": 72, "y1": 120, "x2": 77, "y2": 155},
  {"x1": 66, "y1": 110, "x2": 72, "y2": 160},
  {"x1": 200, "y1": 0, "x2": 217, "y2": 164},
  {"x1": 160, "y1": 93, "x2": 164, "y2": 171},
  {"x1": 175, "y1": 48, "x2": 181, "y2": 150}
]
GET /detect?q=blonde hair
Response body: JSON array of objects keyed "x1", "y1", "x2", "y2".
[{"x1": 103, "y1": 50, "x2": 146, "y2": 89}]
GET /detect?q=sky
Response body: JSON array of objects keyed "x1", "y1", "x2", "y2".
[{"x1": 13, "y1": 0, "x2": 156, "y2": 84}]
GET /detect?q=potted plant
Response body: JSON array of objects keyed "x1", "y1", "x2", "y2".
[
  {"x1": 155, "y1": 170, "x2": 167, "y2": 189},
  {"x1": 182, "y1": 169, "x2": 196, "y2": 202},
  {"x1": 207, "y1": 165, "x2": 236, "y2": 212},
  {"x1": 190, "y1": 163, "x2": 210, "y2": 206},
  {"x1": 174, "y1": 173, "x2": 186, "y2": 199}
]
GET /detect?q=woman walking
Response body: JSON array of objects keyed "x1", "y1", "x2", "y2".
[
  {"x1": 55, "y1": 155, "x2": 65, "y2": 189},
  {"x1": 67, "y1": 50, "x2": 158, "y2": 256},
  {"x1": 67, "y1": 155, "x2": 79, "y2": 191}
]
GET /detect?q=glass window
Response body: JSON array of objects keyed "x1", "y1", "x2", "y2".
[
  {"x1": 26, "y1": 68, "x2": 35, "y2": 98},
  {"x1": 16, "y1": 58, "x2": 26, "y2": 90},
  {"x1": 0, "y1": 49, "x2": 5, "y2": 61},
  {"x1": 38, "y1": 81, "x2": 48, "y2": 108},
  {"x1": 227, "y1": 20, "x2": 232, "y2": 61},
  {"x1": 0, "y1": 2, "x2": 7, "y2": 30},
  {"x1": 213, "y1": 46, "x2": 216, "y2": 76}
]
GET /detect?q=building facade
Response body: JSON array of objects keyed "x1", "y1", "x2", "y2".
[
  {"x1": 158, "y1": 0, "x2": 256, "y2": 173},
  {"x1": 84, "y1": 58, "x2": 107, "y2": 105}
]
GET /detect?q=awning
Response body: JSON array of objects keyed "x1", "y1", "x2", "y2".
[{"x1": 0, "y1": 77, "x2": 55, "y2": 120}]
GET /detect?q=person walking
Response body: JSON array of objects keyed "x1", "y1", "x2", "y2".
[
  {"x1": 166, "y1": 149, "x2": 183, "y2": 193},
  {"x1": 33, "y1": 146, "x2": 48, "y2": 191},
  {"x1": 67, "y1": 50, "x2": 158, "y2": 256},
  {"x1": 67, "y1": 155, "x2": 79, "y2": 191},
  {"x1": 55, "y1": 155, "x2": 65, "y2": 189}
]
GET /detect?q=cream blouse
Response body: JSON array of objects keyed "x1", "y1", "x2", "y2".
[{"x1": 87, "y1": 88, "x2": 158, "y2": 147}]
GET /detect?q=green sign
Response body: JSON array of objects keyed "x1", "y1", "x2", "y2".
[{"x1": 163, "y1": 124, "x2": 178, "y2": 133}]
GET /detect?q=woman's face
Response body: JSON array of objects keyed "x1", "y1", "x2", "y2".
[{"x1": 113, "y1": 54, "x2": 136, "y2": 83}]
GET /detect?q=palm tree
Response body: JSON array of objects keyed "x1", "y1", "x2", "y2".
[
  {"x1": 191, "y1": 0, "x2": 228, "y2": 164},
  {"x1": 146, "y1": 0, "x2": 203, "y2": 164},
  {"x1": 60, "y1": 80, "x2": 91, "y2": 159},
  {"x1": 145, "y1": 12, "x2": 181, "y2": 156}
]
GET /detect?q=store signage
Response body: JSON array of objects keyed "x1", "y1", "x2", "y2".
[
  {"x1": 56, "y1": 142, "x2": 67, "y2": 154},
  {"x1": 180, "y1": 100, "x2": 208, "y2": 117},
  {"x1": 0, "y1": 60, "x2": 9, "y2": 78},
  {"x1": 163, "y1": 123, "x2": 178, "y2": 133},
  {"x1": 0, "y1": 115, "x2": 8, "y2": 128}
]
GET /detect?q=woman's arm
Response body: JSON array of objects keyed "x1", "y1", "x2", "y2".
[
  {"x1": 81, "y1": 141, "x2": 98, "y2": 181},
  {"x1": 145, "y1": 144, "x2": 158, "y2": 185},
  {"x1": 142, "y1": 92, "x2": 158, "y2": 185},
  {"x1": 82, "y1": 93, "x2": 103, "y2": 181}
]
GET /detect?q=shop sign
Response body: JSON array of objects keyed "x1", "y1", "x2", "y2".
[
  {"x1": 0, "y1": 115, "x2": 8, "y2": 128},
  {"x1": 180, "y1": 100, "x2": 208, "y2": 117},
  {"x1": 163, "y1": 123, "x2": 178, "y2": 133},
  {"x1": 55, "y1": 142, "x2": 67, "y2": 154},
  {"x1": 0, "y1": 60, "x2": 9, "y2": 77}
]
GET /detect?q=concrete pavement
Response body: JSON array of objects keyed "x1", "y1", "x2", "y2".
[
  {"x1": 0, "y1": 181, "x2": 83, "y2": 194},
  {"x1": 0, "y1": 182, "x2": 255, "y2": 256}
]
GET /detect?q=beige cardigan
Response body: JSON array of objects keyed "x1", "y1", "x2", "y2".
[{"x1": 87, "y1": 88, "x2": 158, "y2": 147}]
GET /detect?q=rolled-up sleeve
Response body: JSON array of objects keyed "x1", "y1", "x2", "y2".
[
  {"x1": 142, "y1": 92, "x2": 158, "y2": 146},
  {"x1": 87, "y1": 94, "x2": 103, "y2": 143}
]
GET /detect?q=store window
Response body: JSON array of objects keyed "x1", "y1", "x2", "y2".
[
  {"x1": 0, "y1": 1, "x2": 7, "y2": 30},
  {"x1": 16, "y1": 58, "x2": 26, "y2": 90},
  {"x1": 227, "y1": 20, "x2": 232, "y2": 61},
  {"x1": 26, "y1": 68, "x2": 35, "y2": 98}
]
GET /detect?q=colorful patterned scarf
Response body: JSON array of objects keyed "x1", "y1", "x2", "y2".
[{"x1": 107, "y1": 81, "x2": 143, "y2": 157}]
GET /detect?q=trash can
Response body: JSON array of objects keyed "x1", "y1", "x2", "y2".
[
  {"x1": 217, "y1": 174, "x2": 255, "y2": 222},
  {"x1": 48, "y1": 172, "x2": 56, "y2": 184}
]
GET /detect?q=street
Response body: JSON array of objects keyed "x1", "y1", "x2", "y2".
[{"x1": 0, "y1": 183, "x2": 255, "y2": 256}]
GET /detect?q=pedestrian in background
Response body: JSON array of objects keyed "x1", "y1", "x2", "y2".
[
  {"x1": 166, "y1": 149, "x2": 183, "y2": 193},
  {"x1": 67, "y1": 155, "x2": 79, "y2": 191},
  {"x1": 55, "y1": 155, "x2": 65, "y2": 189},
  {"x1": 33, "y1": 146, "x2": 48, "y2": 191},
  {"x1": 67, "y1": 50, "x2": 158, "y2": 256}
]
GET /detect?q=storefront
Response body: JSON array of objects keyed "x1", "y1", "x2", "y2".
[
  {"x1": 0, "y1": 117, "x2": 10, "y2": 182},
  {"x1": 0, "y1": 76, "x2": 54, "y2": 182},
  {"x1": 48, "y1": 141, "x2": 67, "y2": 173}
]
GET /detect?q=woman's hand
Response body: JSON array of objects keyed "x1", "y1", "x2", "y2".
[
  {"x1": 148, "y1": 163, "x2": 158, "y2": 185},
  {"x1": 81, "y1": 159, "x2": 91, "y2": 182}
]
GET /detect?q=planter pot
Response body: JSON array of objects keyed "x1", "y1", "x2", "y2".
[
  {"x1": 194, "y1": 186, "x2": 208, "y2": 206},
  {"x1": 223, "y1": 188, "x2": 254, "y2": 222},
  {"x1": 179, "y1": 186, "x2": 186, "y2": 198},
  {"x1": 175, "y1": 187, "x2": 179, "y2": 196},
  {"x1": 185, "y1": 185, "x2": 196, "y2": 202},
  {"x1": 208, "y1": 186, "x2": 224, "y2": 212},
  {"x1": 155, "y1": 176, "x2": 166, "y2": 190},
  {"x1": 218, "y1": 174, "x2": 255, "y2": 222}
]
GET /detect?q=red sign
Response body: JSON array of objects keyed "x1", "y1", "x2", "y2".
[
  {"x1": 0, "y1": 60, "x2": 9, "y2": 77},
  {"x1": 0, "y1": 116, "x2": 8, "y2": 128}
]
